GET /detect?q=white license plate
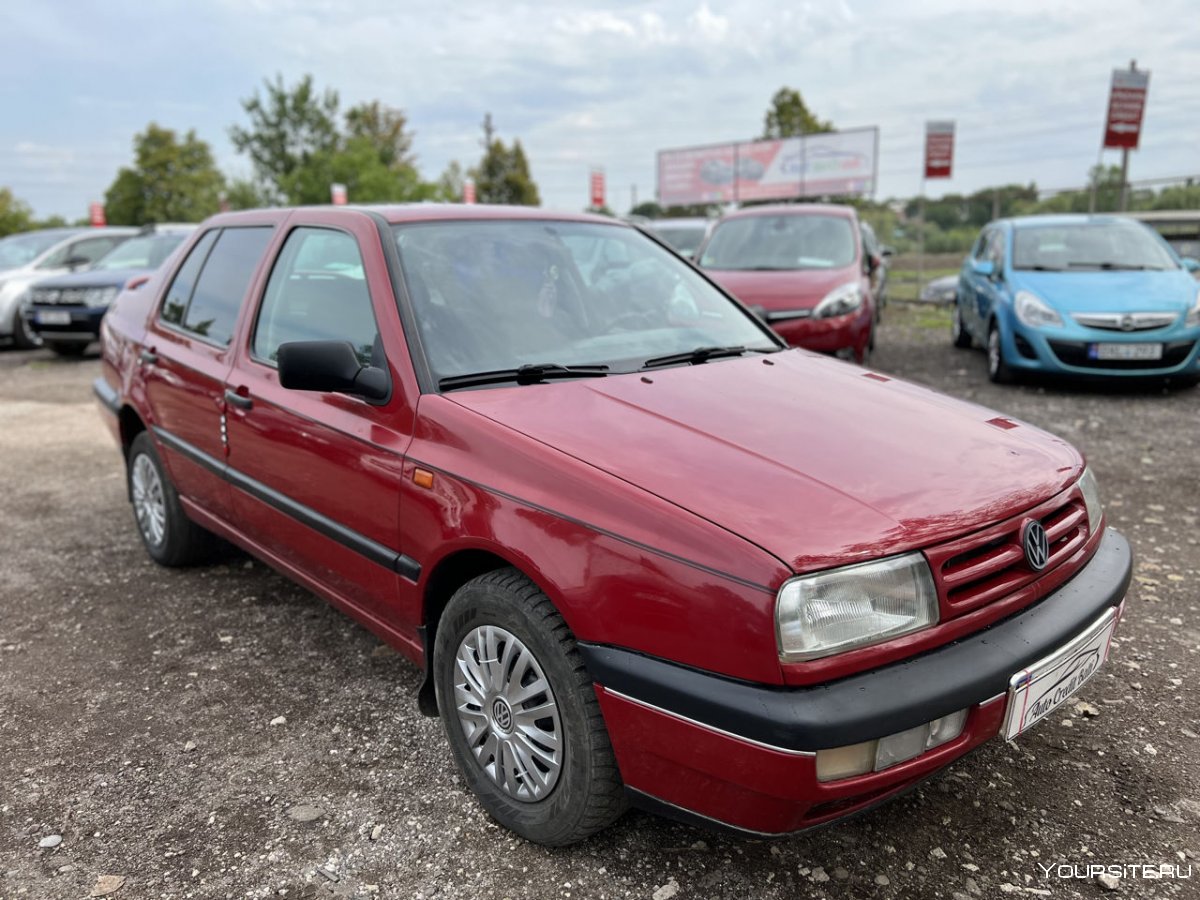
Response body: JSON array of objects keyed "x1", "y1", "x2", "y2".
[
  {"x1": 35, "y1": 310, "x2": 72, "y2": 326},
  {"x1": 1088, "y1": 342, "x2": 1163, "y2": 361},
  {"x1": 1002, "y1": 608, "x2": 1118, "y2": 741}
]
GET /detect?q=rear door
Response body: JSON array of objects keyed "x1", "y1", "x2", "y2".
[
  {"x1": 223, "y1": 215, "x2": 417, "y2": 629},
  {"x1": 142, "y1": 226, "x2": 274, "y2": 522}
]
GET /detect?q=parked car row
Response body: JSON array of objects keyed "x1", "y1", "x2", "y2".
[
  {"x1": 94, "y1": 203, "x2": 1131, "y2": 845},
  {"x1": 0, "y1": 224, "x2": 193, "y2": 354}
]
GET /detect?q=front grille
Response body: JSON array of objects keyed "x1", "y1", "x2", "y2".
[
  {"x1": 1048, "y1": 340, "x2": 1195, "y2": 370},
  {"x1": 924, "y1": 487, "x2": 1089, "y2": 618},
  {"x1": 31, "y1": 287, "x2": 87, "y2": 307},
  {"x1": 1071, "y1": 311, "x2": 1178, "y2": 331}
]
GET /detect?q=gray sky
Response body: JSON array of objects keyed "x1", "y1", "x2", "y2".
[{"x1": 2, "y1": 0, "x2": 1196, "y2": 219}]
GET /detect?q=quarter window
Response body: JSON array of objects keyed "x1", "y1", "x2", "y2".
[
  {"x1": 161, "y1": 230, "x2": 218, "y2": 326},
  {"x1": 253, "y1": 227, "x2": 377, "y2": 366}
]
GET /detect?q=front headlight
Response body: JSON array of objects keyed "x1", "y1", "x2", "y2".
[
  {"x1": 1185, "y1": 285, "x2": 1200, "y2": 327},
  {"x1": 813, "y1": 282, "x2": 864, "y2": 319},
  {"x1": 1014, "y1": 290, "x2": 1062, "y2": 328},
  {"x1": 776, "y1": 552, "x2": 938, "y2": 661},
  {"x1": 83, "y1": 286, "x2": 119, "y2": 308},
  {"x1": 1078, "y1": 467, "x2": 1103, "y2": 535}
]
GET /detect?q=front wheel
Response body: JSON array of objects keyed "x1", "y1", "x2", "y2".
[
  {"x1": 987, "y1": 322, "x2": 1015, "y2": 384},
  {"x1": 10, "y1": 310, "x2": 41, "y2": 349},
  {"x1": 433, "y1": 568, "x2": 627, "y2": 846},
  {"x1": 951, "y1": 304, "x2": 972, "y2": 349}
]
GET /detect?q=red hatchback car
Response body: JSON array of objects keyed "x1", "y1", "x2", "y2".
[
  {"x1": 95, "y1": 205, "x2": 1131, "y2": 845},
  {"x1": 697, "y1": 204, "x2": 883, "y2": 362}
]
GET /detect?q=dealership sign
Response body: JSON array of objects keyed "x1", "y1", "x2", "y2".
[
  {"x1": 1103, "y1": 68, "x2": 1149, "y2": 149},
  {"x1": 924, "y1": 121, "x2": 955, "y2": 179},
  {"x1": 463, "y1": 180, "x2": 476, "y2": 204},
  {"x1": 656, "y1": 127, "x2": 878, "y2": 207},
  {"x1": 590, "y1": 169, "x2": 605, "y2": 208},
  {"x1": 88, "y1": 202, "x2": 106, "y2": 227},
  {"x1": 330, "y1": 183, "x2": 347, "y2": 206}
]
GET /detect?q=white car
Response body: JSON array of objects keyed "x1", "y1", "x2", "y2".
[{"x1": 0, "y1": 227, "x2": 138, "y2": 347}]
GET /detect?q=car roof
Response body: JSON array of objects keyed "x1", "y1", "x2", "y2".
[
  {"x1": 0, "y1": 227, "x2": 86, "y2": 242},
  {"x1": 200, "y1": 204, "x2": 627, "y2": 229},
  {"x1": 999, "y1": 213, "x2": 1144, "y2": 229},
  {"x1": 719, "y1": 203, "x2": 857, "y2": 222},
  {"x1": 649, "y1": 218, "x2": 711, "y2": 228}
]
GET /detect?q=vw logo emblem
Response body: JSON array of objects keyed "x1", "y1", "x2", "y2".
[
  {"x1": 1119, "y1": 314, "x2": 1135, "y2": 332},
  {"x1": 1022, "y1": 519, "x2": 1050, "y2": 571},
  {"x1": 491, "y1": 698, "x2": 513, "y2": 733}
]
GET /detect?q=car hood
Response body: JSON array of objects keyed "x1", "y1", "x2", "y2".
[
  {"x1": 1012, "y1": 269, "x2": 1198, "y2": 312},
  {"x1": 704, "y1": 265, "x2": 859, "y2": 311},
  {"x1": 31, "y1": 268, "x2": 147, "y2": 291},
  {"x1": 448, "y1": 351, "x2": 1082, "y2": 573}
]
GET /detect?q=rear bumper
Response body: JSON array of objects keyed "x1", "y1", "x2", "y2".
[{"x1": 584, "y1": 528, "x2": 1132, "y2": 835}]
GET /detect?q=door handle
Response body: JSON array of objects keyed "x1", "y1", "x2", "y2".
[
  {"x1": 139, "y1": 348, "x2": 158, "y2": 365},
  {"x1": 224, "y1": 389, "x2": 253, "y2": 410}
]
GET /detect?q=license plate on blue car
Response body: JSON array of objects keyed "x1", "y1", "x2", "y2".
[{"x1": 1088, "y1": 343, "x2": 1163, "y2": 361}]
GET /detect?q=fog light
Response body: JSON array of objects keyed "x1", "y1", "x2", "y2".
[
  {"x1": 875, "y1": 724, "x2": 929, "y2": 771},
  {"x1": 815, "y1": 740, "x2": 877, "y2": 782},
  {"x1": 815, "y1": 708, "x2": 970, "y2": 782}
]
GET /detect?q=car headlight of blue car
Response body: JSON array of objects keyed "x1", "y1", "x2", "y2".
[{"x1": 1014, "y1": 291, "x2": 1062, "y2": 329}]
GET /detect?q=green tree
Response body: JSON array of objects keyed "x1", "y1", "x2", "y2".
[
  {"x1": 431, "y1": 161, "x2": 466, "y2": 202},
  {"x1": 761, "y1": 87, "x2": 833, "y2": 139},
  {"x1": 229, "y1": 74, "x2": 341, "y2": 203},
  {"x1": 471, "y1": 115, "x2": 540, "y2": 206},
  {"x1": 629, "y1": 201, "x2": 663, "y2": 219},
  {"x1": 0, "y1": 188, "x2": 35, "y2": 237},
  {"x1": 282, "y1": 136, "x2": 434, "y2": 205},
  {"x1": 103, "y1": 124, "x2": 225, "y2": 225},
  {"x1": 345, "y1": 100, "x2": 416, "y2": 171},
  {"x1": 223, "y1": 177, "x2": 271, "y2": 211}
]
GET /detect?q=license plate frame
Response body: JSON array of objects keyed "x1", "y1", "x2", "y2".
[
  {"x1": 1087, "y1": 342, "x2": 1163, "y2": 361},
  {"x1": 1002, "y1": 607, "x2": 1118, "y2": 741},
  {"x1": 35, "y1": 309, "x2": 72, "y2": 326}
]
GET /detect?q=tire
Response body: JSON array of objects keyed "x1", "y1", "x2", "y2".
[
  {"x1": 1170, "y1": 374, "x2": 1199, "y2": 390},
  {"x1": 10, "y1": 310, "x2": 40, "y2": 349},
  {"x1": 46, "y1": 341, "x2": 89, "y2": 357},
  {"x1": 986, "y1": 322, "x2": 1015, "y2": 384},
  {"x1": 127, "y1": 431, "x2": 215, "y2": 566},
  {"x1": 433, "y1": 568, "x2": 627, "y2": 846},
  {"x1": 951, "y1": 304, "x2": 972, "y2": 349}
]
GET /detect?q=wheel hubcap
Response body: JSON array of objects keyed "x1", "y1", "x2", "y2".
[
  {"x1": 131, "y1": 454, "x2": 167, "y2": 547},
  {"x1": 453, "y1": 625, "x2": 562, "y2": 802}
]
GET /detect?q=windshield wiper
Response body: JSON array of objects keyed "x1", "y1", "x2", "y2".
[
  {"x1": 438, "y1": 363, "x2": 610, "y2": 392},
  {"x1": 642, "y1": 345, "x2": 775, "y2": 369},
  {"x1": 1025, "y1": 264, "x2": 1065, "y2": 271},
  {"x1": 1066, "y1": 262, "x2": 1160, "y2": 271}
]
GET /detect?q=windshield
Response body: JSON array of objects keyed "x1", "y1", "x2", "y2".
[
  {"x1": 651, "y1": 224, "x2": 706, "y2": 255},
  {"x1": 92, "y1": 232, "x2": 189, "y2": 271},
  {"x1": 0, "y1": 231, "x2": 75, "y2": 270},
  {"x1": 392, "y1": 219, "x2": 777, "y2": 384},
  {"x1": 700, "y1": 213, "x2": 857, "y2": 270},
  {"x1": 1012, "y1": 220, "x2": 1179, "y2": 271}
]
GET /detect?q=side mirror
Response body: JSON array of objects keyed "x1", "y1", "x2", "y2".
[
  {"x1": 1181, "y1": 257, "x2": 1200, "y2": 273},
  {"x1": 65, "y1": 254, "x2": 91, "y2": 271},
  {"x1": 277, "y1": 340, "x2": 389, "y2": 402},
  {"x1": 971, "y1": 258, "x2": 996, "y2": 279}
]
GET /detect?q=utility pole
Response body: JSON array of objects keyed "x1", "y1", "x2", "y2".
[{"x1": 1118, "y1": 59, "x2": 1137, "y2": 212}]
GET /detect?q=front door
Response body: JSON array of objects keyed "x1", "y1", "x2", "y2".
[{"x1": 223, "y1": 221, "x2": 415, "y2": 631}]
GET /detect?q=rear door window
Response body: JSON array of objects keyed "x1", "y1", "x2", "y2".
[
  {"x1": 252, "y1": 227, "x2": 377, "y2": 366},
  {"x1": 161, "y1": 230, "x2": 218, "y2": 326},
  {"x1": 163, "y1": 227, "x2": 272, "y2": 346}
]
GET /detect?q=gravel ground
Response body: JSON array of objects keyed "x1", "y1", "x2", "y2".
[{"x1": 1, "y1": 307, "x2": 1198, "y2": 899}]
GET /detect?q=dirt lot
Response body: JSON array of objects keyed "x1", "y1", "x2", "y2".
[{"x1": 1, "y1": 307, "x2": 1198, "y2": 899}]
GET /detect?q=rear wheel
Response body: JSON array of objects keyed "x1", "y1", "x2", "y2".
[
  {"x1": 951, "y1": 304, "x2": 972, "y2": 349},
  {"x1": 127, "y1": 432, "x2": 215, "y2": 566},
  {"x1": 434, "y1": 568, "x2": 626, "y2": 846},
  {"x1": 987, "y1": 322, "x2": 1015, "y2": 384}
]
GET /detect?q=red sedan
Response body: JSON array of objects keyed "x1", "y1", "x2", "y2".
[
  {"x1": 94, "y1": 204, "x2": 1130, "y2": 845},
  {"x1": 697, "y1": 204, "x2": 881, "y2": 362}
]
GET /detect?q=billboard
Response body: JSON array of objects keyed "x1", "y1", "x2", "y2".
[
  {"x1": 924, "y1": 121, "x2": 955, "y2": 179},
  {"x1": 657, "y1": 127, "x2": 878, "y2": 207},
  {"x1": 1103, "y1": 67, "x2": 1149, "y2": 150}
]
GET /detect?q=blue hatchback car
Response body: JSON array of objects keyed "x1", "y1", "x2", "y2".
[{"x1": 952, "y1": 215, "x2": 1200, "y2": 385}]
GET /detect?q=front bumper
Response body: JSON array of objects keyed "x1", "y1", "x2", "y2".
[
  {"x1": 583, "y1": 528, "x2": 1132, "y2": 835},
  {"x1": 24, "y1": 304, "x2": 106, "y2": 343},
  {"x1": 767, "y1": 306, "x2": 872, "y2": 359},
  {"x1": 1002, "y1": 316, "x2": 1200, "y2": 377}
]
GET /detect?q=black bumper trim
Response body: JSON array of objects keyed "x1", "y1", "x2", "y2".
[
  {"x1": 92, "y1": 377, "x2": 120, "y2": 415},
  {"x1": 582, "y1": 529, "x2": 1131, "y2": 752}
]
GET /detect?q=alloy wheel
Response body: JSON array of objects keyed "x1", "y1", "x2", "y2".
[
  {"x1": 453, "y1": 625, "x2": 563, "y2": 802},
  {"x1": 131, "y1": 453, "x2": 167, "y2": 548}
]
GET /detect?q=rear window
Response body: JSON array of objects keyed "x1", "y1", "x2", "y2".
[{"x1": 161, "y1": 227, "x2": 272, "y2": 345}]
